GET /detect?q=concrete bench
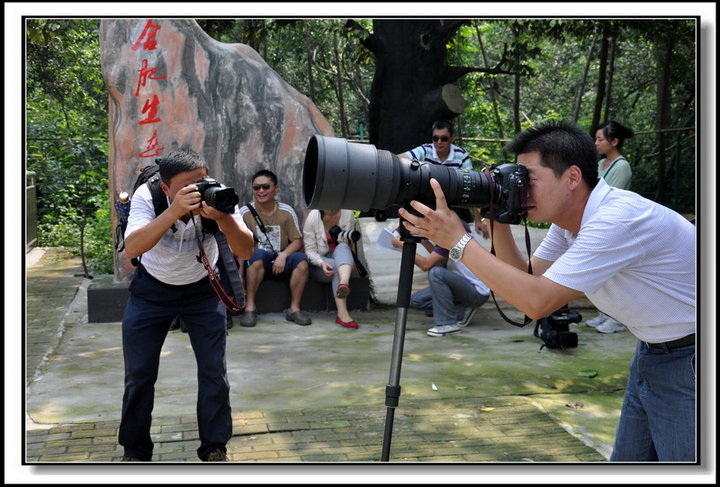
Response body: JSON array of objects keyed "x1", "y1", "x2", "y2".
[
  {"x1": 252, "y1": 276, "x2": 371, "y2": 314},
  {"x1": 88, "y1": 274, "x2": 372, "y2": 322}
]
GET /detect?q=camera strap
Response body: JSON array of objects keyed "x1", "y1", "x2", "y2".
[
  {"x1": 349, "y1": 241, "x2": 369, "y2": 278},
  {"x1": 482, "y1": 165, "x2": 533, "y2": 328},
  {"x1": 485, "y1": 219, "x2": 534, "y2": 328},
  {"x1": 191, "y1": 213, "x2": 245, "y2": 313},
  {"x1": 245, "y1": 203, "x2": 278, "y2": 255}
]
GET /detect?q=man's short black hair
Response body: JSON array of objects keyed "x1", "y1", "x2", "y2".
[
  {"x1": 156, "y1": 147, "x2": 207, "y2": 184},
  {"x1": 505, "y1": 120, "x2": 599, "y2": 188},
  {"x1": 251, "y1": 169, "x2": 278, "y2": 186},
  {"x1": 431, "y1": 119, "x2": 454, "y2": 135}
]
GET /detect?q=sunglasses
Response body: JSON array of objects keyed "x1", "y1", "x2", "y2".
[
  {"x1": 252, "y1": 183, "x2": 272, "y2": 191},
  {"x1": 432, "y1": 135, "x2": 450, "y2": 142}
]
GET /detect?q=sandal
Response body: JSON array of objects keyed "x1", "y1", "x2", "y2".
[{"x1": 336, "y1": 283, "x2": 351, "y2": 299}]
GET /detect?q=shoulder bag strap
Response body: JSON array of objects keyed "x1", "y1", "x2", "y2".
[{"x1": 245, "y1": 203, "x2": 277, "y2": 254}]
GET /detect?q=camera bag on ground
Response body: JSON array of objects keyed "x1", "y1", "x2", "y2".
[
  {"x1": 114, "y1": 162, "x2": 245, "y2": 312},
  {"x1": 533, "y1": 305, "x2": 581, "y2": 350}
]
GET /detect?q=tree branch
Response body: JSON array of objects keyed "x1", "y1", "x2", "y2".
[
  {"x1": 442, "y1": 43, "x2": 515, "y2": 84},
  {"x1": 345, "y1": 19, "x2": 379, "y2": 54},
  {"x1": 434, "y1": 19, "x2": 467, "y2": 41}
]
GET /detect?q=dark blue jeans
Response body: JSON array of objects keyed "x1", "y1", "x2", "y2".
[
  {"x1": 118, "y1": 266, "x2": 231, "y2": 461},
  {"x1": 611, "y1": 340, "x2": 696, "y2": 462}
]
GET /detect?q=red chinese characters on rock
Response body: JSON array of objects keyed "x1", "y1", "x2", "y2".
[
  {"x1": 139, "y1": 94, "x2": 162, "y2": 125},
  {"x1": 133, "y1": 19, "x2": 166, "y2": 158},
  {"x1": 131, "y1": 19, "x2": 161, "y2": 51},
  {"x1": 135, "y1": 59, "x2": 167, "y2": 97},
  {"x1": 138, "y1": 129, "x2": 164, "y2": 158}
]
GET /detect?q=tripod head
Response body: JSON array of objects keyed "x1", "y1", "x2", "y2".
[{"x1": 397, "y1": 204, "x2": 424, "y2": 244}]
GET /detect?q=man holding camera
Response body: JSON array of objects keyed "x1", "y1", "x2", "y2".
[
  {"x1": 399, "y1": 120, "x2": 696, "y2": 462},
  {"x1": 238, "y1": 169, "x2": 312, "y2": 327},
  {"x1": 119, "y1": 147, "x2": 254, "y2": 462}
]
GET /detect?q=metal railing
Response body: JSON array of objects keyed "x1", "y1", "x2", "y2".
[{"x1": 26, "y1": 171, "x2": 37, "y2": 251}]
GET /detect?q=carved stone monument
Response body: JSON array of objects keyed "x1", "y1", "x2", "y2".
[{"x1": 100, "y1": 18, "x2": 334, "y2": 283}]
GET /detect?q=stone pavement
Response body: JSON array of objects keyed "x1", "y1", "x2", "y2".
[{"x1": 24, "y1": 246, "x2": 638, "y2": 468}]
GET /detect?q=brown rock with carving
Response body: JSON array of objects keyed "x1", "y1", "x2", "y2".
[{"x1": 100, "y1": 19, "x2": 334, "y2": 281}]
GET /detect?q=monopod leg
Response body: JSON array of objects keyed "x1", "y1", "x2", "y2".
[{"x1": 380, "y1": 237, "x2": 418, "y2": 462}]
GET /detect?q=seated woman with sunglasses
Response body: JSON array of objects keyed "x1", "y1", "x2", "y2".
[{"x1": 399, "y1": 119, "x2": 472, "y2": 170}]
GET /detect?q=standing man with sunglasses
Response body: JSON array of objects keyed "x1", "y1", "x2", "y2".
[{"x1": 238, "y1": 169, "x2": 312, "y2": 327}]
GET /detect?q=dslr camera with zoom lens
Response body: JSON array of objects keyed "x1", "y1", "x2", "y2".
[
  {"x1": 303, "y1": 135, "x2": 528, "y2": 224},
  {"x1": 534, "y1": 306, "x2": 582, "y2": 350},
  {"x1": 195, "y1": 177, "x2": 240, "y2": 214},
  {"x1": 328, "y1": 225, "x2": 361, "y2": 244}
]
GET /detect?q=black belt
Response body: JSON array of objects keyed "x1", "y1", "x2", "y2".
[{"x1": 646, "y1": 333, "x2": 695, "y2": 351}]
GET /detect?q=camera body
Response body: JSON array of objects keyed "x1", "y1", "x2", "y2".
[
  {"x1": 328, "y1": 225, "x2": 361, "y2": 244},
  {"x1": 534, "y1": 306, "x2": 582, "y2": 350},
  {"x1": 195, "y1": 177, "x2": 240, "y2": 214},
  {"x1": 303, "y1": 135, "x2": 528, "y2": 224}
]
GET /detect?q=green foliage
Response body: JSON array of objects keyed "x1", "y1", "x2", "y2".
[
  {"x1": 26, "y1": 19, "x2": 111, "y2": 276},
  {"x1": 26, "y1": 17, "x2": 696, "y2": 278}
]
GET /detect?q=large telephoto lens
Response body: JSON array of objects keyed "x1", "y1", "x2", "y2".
[{"x1": 303, "y1": 135, "x2": 494, "y2": 211}]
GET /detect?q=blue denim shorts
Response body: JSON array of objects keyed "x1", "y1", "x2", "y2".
[{"x1": 245, "y1": 248, "x2": 307, "y2": 279}]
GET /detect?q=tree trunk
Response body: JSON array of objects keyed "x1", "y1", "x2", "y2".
[
  {"x1": 475, "y1": 24, "x2": 506, "y2": 149},
  {"x1": 333, "y1": 29, "x2": 349, "y2": 138},
  {"x1": 654, "y1": 32, "x2": 675, "y2": 205},
  {"x1": 303, "y1": 21, "x2": 316, "y2": 101},
  {"x1": 603, "y1": 35, "x2": 617, "y2": 121},
  {"x1": 511, "y1": 26, "x2": 521, "y2": 134},
  {"x1": 589, "y1": 22, "x2": 610, "y2": 135},
  {"x1": 573, "y1": 35, "x2": 597, "y2": 123},
  {"x1": 362, "y1": 19, "x2": 467, "y2": 152}
]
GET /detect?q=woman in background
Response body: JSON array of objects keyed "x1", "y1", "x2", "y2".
[
  {"x1": 303, "y1": 209, "x2": 361, "y2": 329},
  {"x1": 595, "y1": 120, "x2": 635, "y2": 190},
  {"x1": 587, "y1": 120, "x2": 635, "y2": 333}
]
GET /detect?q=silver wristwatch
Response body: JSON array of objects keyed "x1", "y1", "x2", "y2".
[{"x1": 449, "y1": 233, "x2": 473, "y2": 262}]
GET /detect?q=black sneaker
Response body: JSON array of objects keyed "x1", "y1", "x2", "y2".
[
  {"x1": 204, "y1": 449, "x2": 228, "y2": 462},
  {"x1": 120, "y1": 456, "x2": 145, "y2": 462}
]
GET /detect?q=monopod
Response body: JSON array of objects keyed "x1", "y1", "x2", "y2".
[{"x1": 380, "y1": 217, "x2": 421, "y2": 462}]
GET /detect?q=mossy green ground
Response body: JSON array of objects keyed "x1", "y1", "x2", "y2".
[{"x1": 27, "y1": 302, "x2": 633, "y2": 456}]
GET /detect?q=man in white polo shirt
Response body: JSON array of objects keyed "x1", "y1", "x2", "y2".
[
  {"x1": 399, "y1": 120, "x2": 696, "y2": 462},
  {"x1": 119, "y1": 148, "x2": 254, "y2": 462}
]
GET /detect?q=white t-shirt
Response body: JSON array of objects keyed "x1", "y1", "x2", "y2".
[
  {"x1": 534, "y1": 179, "x2": 695, "y2": 342},
  {"x1": 124, "y1": 182, "x2": 247, "y2": 285}
]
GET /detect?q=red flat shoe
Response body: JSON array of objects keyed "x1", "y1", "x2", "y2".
[{"x1": 335, "y1": 316, "x2": 359, "y2": 329}]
